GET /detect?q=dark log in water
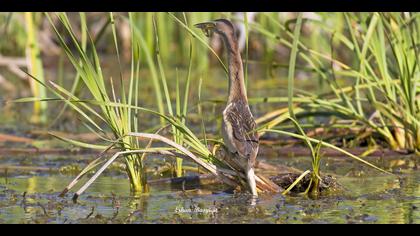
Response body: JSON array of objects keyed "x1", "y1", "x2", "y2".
[{"x1": 148, "y1": 174, "x2": 220, "y2": 191}]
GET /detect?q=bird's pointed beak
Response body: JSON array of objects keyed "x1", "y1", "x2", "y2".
[{"x1": 194, "y1": 21, "x2": 216, "y2": 37}]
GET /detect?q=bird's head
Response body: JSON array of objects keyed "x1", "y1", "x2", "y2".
[{"x1": 194, "y1": 19, "x2": 236, "y2": 40}]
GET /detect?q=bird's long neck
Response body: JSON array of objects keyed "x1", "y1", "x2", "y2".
[{"x1": 223, "y1": 35, "x2": 247, "y2": 104}]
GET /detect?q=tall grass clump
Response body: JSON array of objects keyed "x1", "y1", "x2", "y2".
[
  {"x1": 277, "y1": 14, "x2": 327, "y2": 197},
  {"x1": 29, "y1": 12, "x2": 149, "y2": 193},
  {"x1": 128, "y1": 13, "x2": 198, "y2": 177},
  {"x1": 251, "y1": 12, "x2": 419, "y2": 154},
  {"x1": 260, "y1": 13, "x2": 393, "y2": 196},
  {"x1": 152, "y1": 14, "x2": 192, "y2": 177},
  {"x1": 347, "y1": 12, "x2": 420, "y2": 152},
  {"x1": 306, "y1": 12, "x2": 420, "y2": 153},
  {"x1": 128, "y1": 13, "x2": 165, "y2": 126}
]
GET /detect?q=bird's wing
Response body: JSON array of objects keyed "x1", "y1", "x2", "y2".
[{"x1": 224, "y1": 100, "x2": 259, "y2": 165}]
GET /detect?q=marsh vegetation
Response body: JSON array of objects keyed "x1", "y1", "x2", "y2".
[{"x1": 0, "y1": 12, "x2": 418, "y2": 224}]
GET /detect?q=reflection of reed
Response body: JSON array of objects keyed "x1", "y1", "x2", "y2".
[
  {"x1": 125, "y1": 196, "x2": 149, "y2": 223},
  {"x1": 26, "y1": 176, "x2": 36, "y2": 194}
]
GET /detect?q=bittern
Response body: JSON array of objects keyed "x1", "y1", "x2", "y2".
[{"x1": 195, "y1": 19, "x2": 259, "y2": 197}]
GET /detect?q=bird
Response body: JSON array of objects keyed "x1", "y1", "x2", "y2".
[{"x1": 195, "y1": 19, "x2": 259, "y2": 197}]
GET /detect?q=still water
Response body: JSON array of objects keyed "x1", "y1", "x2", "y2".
[{"x1": 0, "y1": 154, "x2": 418, "y2": 224}]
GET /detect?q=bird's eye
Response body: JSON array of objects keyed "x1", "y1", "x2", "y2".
[{"x1": 204, "y1": 28, "x2": 212, "y2": 37}]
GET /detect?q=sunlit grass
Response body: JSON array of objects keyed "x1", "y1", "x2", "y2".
[
  {"x1": 251, "y1": 12, "x2": 419, "y2": 153},
  {"x1": 262, "y1": 13, "x2": 393, "y2": 196}
]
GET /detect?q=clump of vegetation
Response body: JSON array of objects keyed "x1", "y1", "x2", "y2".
[
  {"x1": 20, "y1": 12, "x2": 151, "y2": 193},
  {"x1": 260, "y1": 13, "x2": 392, "y2": 198},
  {"x1": 277, "y1": 140, "x2": 326, "y2": 198},
  {"x1": 252, "y1": 12, "x2": 420, "y2": 154},
  {"x1": 304, "y1": 13, "x2": 420, "y2": 153}
]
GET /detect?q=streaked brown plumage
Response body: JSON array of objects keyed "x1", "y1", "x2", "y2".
[{"x1": 195, "y1": 19, "x2": 259, "y2": 196}]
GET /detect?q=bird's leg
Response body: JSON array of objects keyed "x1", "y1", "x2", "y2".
[{"x1": 246, "y1": 167, "x2": 258, "y2": 197}]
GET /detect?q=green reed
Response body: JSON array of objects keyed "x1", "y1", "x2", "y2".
[
  {"x1": 250, "y1": 12, "x2": 419, "y2": 153},
  {"x1": 42, "y1": 12, "x2": 148, "y2": 193},
  {"x1": 261, "y1": 13, "x2": 392, "y2": 196},
  {"x1": 24, "y1": 12, "x2": 47, "y2": 124}
]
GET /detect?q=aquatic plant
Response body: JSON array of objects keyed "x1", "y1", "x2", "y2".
[
  {"x1": 336, "y1": 12, "x2": 420, "y2": 153},
  {"x1": 152, "y1": 14, "x2": 191, "y2": 177},
  {"x1": 251, "y1": 12, "x2": 420, "y2": 153},
  {"x1": 26, "y1": 12, "x2": 150, "y2": 193},
  {"x1": 261, "y1": 13, "x2": 392, "y2": 196}
]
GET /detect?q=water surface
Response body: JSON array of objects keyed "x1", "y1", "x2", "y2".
[{"x1": 1, "y1": 154, "x2": 418, "y2": 224}]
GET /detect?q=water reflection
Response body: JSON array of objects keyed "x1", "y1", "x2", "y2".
[{"x1": 0, "y1": 156, "x2": 418, "y2": 223}]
